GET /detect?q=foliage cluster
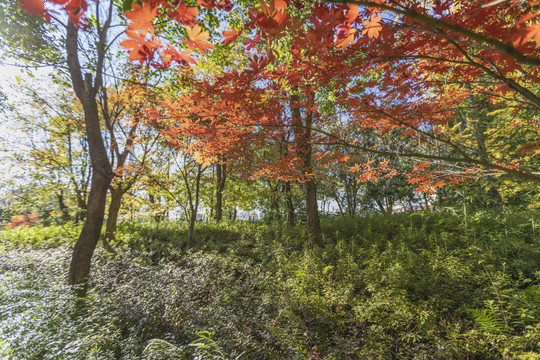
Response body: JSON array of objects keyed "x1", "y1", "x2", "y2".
[
  {"x1": 5, "y1": 213, "x2": 40, "y2": 229},
  {"x1": 1, "y1": 209, "x2": 539, "y2": 359}
]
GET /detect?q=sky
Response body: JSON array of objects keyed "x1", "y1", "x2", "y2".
[{"x1": 0, "y1": 62, "x2": 56, "y2": 198}]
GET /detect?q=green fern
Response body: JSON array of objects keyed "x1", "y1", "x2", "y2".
[
  {"x1": 470, "y1": 308, "x2": 507, "y2": 334},
  {"x1": 143, "y1": 339, "x2": 185, "y2": 360}
]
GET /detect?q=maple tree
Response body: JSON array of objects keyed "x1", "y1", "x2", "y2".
[
  {"x1": 108, "y1": 0, "x2": 540, "y2": 240},
  {"x1": 19, "y1": 0, "x2": 540, "y2": 279}
]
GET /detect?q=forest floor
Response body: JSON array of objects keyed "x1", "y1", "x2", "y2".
[{"x1": 1, "y1": 210, "x2": 539, "y2": 359}]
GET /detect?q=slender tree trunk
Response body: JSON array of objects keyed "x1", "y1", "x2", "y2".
[
  {"x1": 69, "y1": 156, "x2": 112, "y2": 296},
  {"x1": 57, "y1": 190, "x2": 70, "y2": 222},
  {"x1": 74, "y1": 195, "x2": 87, "y2": 223},
  {"x1": 375, "y1": 199, "x2": 385, "y2": 213},
  {"x1": 187, "y1": 210, "x2": 196, "y2": 249},
  {"x1": 385, "y1": 197, "x2": 394, "y2": 213},
  {"x1": 291, "y1": 90, "x2": 321, "y2": 245},
  {"x1": 303, "y1": 112, "x2": 321, "y2": 245},
  {"x1": 332, "y1": 191, "x2": 344, "y2": 215},
  {"x1": 104, "y1": 187, "x2": 123, "y2": 241},
  {"x1": 185, "y1": 164, "x2": 203, "y2": 248},
  {"x1": 423, "y1": 193, "x2": 431, "y2": 212},
  {"x1": 284, "y1": 181, "x2": 295, "y2": 226},
  {"x1": 66, "y1": 20, "x2": 114, "y2": 296},
  {"x1": 407, "y1": 199, "x2": 415, "y2": 211},
  {"x1": 268, "y1": 181, "x2": 282, "y2": 221},
  {"x1": 148, "y1": 194, "x2": 163, "y2": 222},
  {"x1": 215, "y1": 162, "x2": 226, "y2": 222}
]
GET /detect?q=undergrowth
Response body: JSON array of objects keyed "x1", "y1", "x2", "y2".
[{"x1": 0, "y1": 209, "x2": 539, "y2": 359}]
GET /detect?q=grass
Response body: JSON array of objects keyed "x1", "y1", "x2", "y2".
[{"x1": 0, "y1": 209, "x2": 539, "y2": 359}]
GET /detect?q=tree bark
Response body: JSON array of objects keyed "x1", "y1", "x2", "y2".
[
  {"x1": 66, "y1": 20, "x2": 114, "y2": 297},
  {"x1": 57, "y1": 190, "x2": 70, "y2": 222},
  {"x1": 268, "y1": 181, "x2": 282, "y2": 221},
  {"x1": 290, "y1": 89, "x2": 321, "y2": 246},
  {"x1": 215, "y1": 162, "x2": 226, "y2": 222},
  {"x1": 185, "y1": 164, "x2": 204, "y2": 248},
  {"x1": 74, "y1": 195, "x2": 87, "y2": 223},
  {"x1": 284, "y1": 181, "x2": 295, "y2": 226},
  {"x1": 187, "y1": 210, "x2": 196, "y2": 249},
  {"x1": 104, "y1": 186, "x2": 122, "y2": 241}
]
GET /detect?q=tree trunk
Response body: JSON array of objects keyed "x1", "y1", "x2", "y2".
[
  {"x1": 69, "y1": 159, "x2": 112, "y2": 296},
  {"x1": 66, "y1": 20, "x2": 114, "y2": 297},
  {"x1": 104, "y1": 186, "x2": 122, "y2": 241},
  {"x1": 302, "y1": 111, "x2": 321, "y2": 245},
  {"x1": 187, "y1": 210, "x2": 196, "y2": 249},
  {"x1": 375, "y1": 199, "x2": 386, "y2": 213},
  {"x1": 290, "y1": 89, "x2": 321, "y2": 246},
  {"x1": 184, "y1": 164, "x2": 203, "y2": 248},
  {"x1": 268, "y1": 181, "x2": 282, "y2": 221},
  {"x1": 284, "y1": 181, "x2": 295, "y2": 226},
  {"x1": 74, "y1": 195, "x2": 87, "y2": 223},
  {"x1": 57, "y1": 190, "x2": 70, "y2": 222},
  {"x1": 215, "y1": 162, "x2": 226, "y2": 222}
]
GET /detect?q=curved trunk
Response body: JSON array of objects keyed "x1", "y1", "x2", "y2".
[
  {"x1": 104, "y1": 187, "x2": 123, "y2": 241},
  {"x1": 66, "y1": 20, "x2": 113, "y2": 296},
  {"x1": 68, "y1": 87, "x2": 112, "y2": 294},
  {"x1": 69, "y1": 169, "x2": 111, "y2": 295}
]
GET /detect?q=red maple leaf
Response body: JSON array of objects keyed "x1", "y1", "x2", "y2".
[
  {"x1": 511, "y1": 13, "x2": 540, "y2": 46},
  {"x1": 161, "y1": 44, "x2": 196, "y2": 66},
  {"x1": 19, "y1": 0, "x2": 50, "y2": 21}
]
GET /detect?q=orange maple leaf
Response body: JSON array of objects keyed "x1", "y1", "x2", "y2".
[
  {"x1": 183, "y1": 25, "x2": 215, "y2": 53},
  {"x1": 274, "y1": 0, "x2": 287, "y2": 13},
  {"x1": 223, "y1": 28, "x2": 239, "y2": 44},
  {"x1": 193, "y1": 151, "x2": 216, "y2": 167},
  {"x1": 168, "y1": 2, "x2": 199, "y2": 25},
  {"x1": 125, "y1": 3, "x2": 158, "y2": 36},
  {"x1": 523, "y1": 22, "x2": 540, "y2": 46},
  {"x1": 161, "y1": 44, "x2": 196, "y2": 66},
  {"x1": 362, "y1": 14, "x2": 382, "y2": 38},
  {"x1": 516, "y1": 141, "x2": 540, "y2": 156},
  {"x1": 335, "y1": 26, "x2": 357, "y2": 49},
  {"x1": 345, "y1": 4, "x2": 359, "y2": 24},
  {"x1": 120, "y1": 30, "x2": 161, "y2": 63}
]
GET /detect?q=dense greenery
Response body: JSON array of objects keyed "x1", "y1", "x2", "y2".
[{"x1": 1, "y1": 209, "x2": 539, "y2": 359}]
